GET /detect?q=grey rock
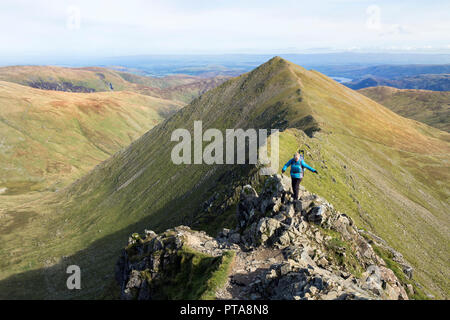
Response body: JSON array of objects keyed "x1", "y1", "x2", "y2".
[
  {"x1": 403, "y1": 266, "x2": 414, "y2": 279},
  {"x1": 229, "y1": 232, "x2": 241, "y2": 244},
  {"x1": 116, "y1": 174, "x2": 411, "y2": 301}
]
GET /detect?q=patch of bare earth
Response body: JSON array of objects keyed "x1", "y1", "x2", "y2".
[{"x1": 216, "y1": 247, "x2": 284, "y2": 300}]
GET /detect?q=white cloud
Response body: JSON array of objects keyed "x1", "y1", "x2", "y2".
[{"x1": 0, "y1": 0, "x2": 449, "y2": 57}]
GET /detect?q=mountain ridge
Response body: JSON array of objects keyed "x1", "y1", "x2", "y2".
[
  {"x1": 116, "y1": 174, "x2": 420, "y2": 300},
  {"x1": 0, "y1": 57, "x2": 448, "y2": 299}
]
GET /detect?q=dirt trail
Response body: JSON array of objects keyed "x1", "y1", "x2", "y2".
[{"x1": 216, "y1": 247, "x2": 284, "y2": 299}]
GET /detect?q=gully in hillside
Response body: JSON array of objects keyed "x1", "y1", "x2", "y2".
[{"x1": 282, "y1": 151, "x2": 318, "y2": 200}]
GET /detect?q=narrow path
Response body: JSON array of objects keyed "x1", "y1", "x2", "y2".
[{"x1": 216, "y1": 247, "x2": 284, "y2": 299}]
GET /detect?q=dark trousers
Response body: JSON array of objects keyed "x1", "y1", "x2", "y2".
[{"x1": 292, "y1": 177, "x2": 302, "y2": 200}]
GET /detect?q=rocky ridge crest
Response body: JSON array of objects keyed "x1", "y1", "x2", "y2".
[{"x1": 116, "y1": 174, "x2": 413, "y2": 300}]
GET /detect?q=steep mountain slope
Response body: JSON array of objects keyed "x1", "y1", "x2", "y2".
[
  {"x1": 0, "y1": 80, "x2": 182, "y2": 193},
  {"x1": 0, "y1": 66, "x2": 229, "y2": 103},
  {"x1": 358, "y1": 86, "x2": 450, "y2": 132},
  {"x1": 0, "y1": 57, "x2": 448, "y2": 300}
]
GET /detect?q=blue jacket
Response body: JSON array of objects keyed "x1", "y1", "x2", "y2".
[{"x1": 282, "y1": 157, "x2": 316, "y2": 179}]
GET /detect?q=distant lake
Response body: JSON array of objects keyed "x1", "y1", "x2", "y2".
[{"x1": 331, "y1": 76, "x2": 353, "y2": 83}]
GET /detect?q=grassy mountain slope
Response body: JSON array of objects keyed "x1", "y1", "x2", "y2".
[
  {"x1": 0, "y1": 66, "x2": 130, "y2": 92},
  {"x1": 0, "y1": 80, "x2": 182, "y2": 193},
  {"x1": 0, "y1": 57, "x2": 448, "y2": 299},
  {"x1": 358, "y1": 86, "x2": 450, "y2": 132},
  {"x1": 0, "y1": 66, "x2": 229, "y2": 103}
]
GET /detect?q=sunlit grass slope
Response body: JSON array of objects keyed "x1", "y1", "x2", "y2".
[
  {"x1": 0, "y1": 81, "x2": 182, "y2": 193},
  {"x1": 0, "y1": 65, "x2": 229, "y2": 104},
  {"x1": 359, "y1": 86, "x2": 450, "y2": 132},
  {"x1": 0, "y1": 57, "x2": 448, "y2": 299}
]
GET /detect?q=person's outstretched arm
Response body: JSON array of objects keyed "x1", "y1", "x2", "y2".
[
  {"x1": 281, "y1": 159, "x2": 292, "y2": 173},
  {"x1": 301, "y1": 159, "x2": 318, "y2": 173}
]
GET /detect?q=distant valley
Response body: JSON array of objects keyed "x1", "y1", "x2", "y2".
[{"x1": 0, "y1": 66, "x2": 229, "y2": 194}]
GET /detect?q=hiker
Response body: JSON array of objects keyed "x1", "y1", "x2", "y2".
[{"x1": 281, "y1": 151, "x2": 318, "y2": 200}]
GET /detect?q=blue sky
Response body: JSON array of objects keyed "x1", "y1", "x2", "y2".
[{"x1": 1, "y1": 0, "x2": 449, "y2": 59}]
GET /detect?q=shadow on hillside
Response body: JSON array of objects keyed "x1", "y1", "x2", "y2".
[
  {"x1": 0, "y1": 199, "x2": 190, "y2": 299},
  {"x1": 0, "y1": 165, "x2": 257, "y2": 300}
]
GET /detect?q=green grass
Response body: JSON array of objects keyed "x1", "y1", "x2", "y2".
[
  {"x1": 0, "y1": 57, "x2": 448, "y2": 300},
  {"x1": 318, "y1": 227, "x2": 364, "y2": 278},
  {"x1": 0, "y1": 81, "x2": 183, "y2": 192},
  {"x1": 200, "y1": 250, "x2": 236, "y2": 300},
  {"x1": 359, "y1": 86, "x2": 450, "y2": 132},
  {"x1": 0, "y1": 65, "x2": 229, "y2": 104},
  {"x1": 276, "y1": 127, "x2": 449, "y2": 299},
  {"x1": 371, "y1": 244, "x2": 429, "y2": 300},
  {"x1": 144, "y1": 246, "x2": 235, "y2": 300}
]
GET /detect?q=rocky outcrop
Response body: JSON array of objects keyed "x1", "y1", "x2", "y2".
[
  {"x1": 115, "y1": 226, "x2": 232, "y2": 300},
  {"x1": 27, "y1": 80, "x2": 96, "y2": 93},
  {"x1": 116, "y1": 174, "x2": 412, "y2": 300},
  {"x1": 358, "y1": 229, "x2": 414, "y2": 280}
]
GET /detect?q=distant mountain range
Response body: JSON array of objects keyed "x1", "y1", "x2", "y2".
[
  {"x1": 313, "y1": 64, "x2": 450, "y2": 80},
  {"x1": 345, "y1": 74, "x2": 450, "y2": 91},
  {"x1": 102, "y1": 58, "x2": 450, "y2": 92}
]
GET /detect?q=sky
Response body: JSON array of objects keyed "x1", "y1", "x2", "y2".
[{"x1": 1, "y1": 0, "x2": 449, "y2": 60}]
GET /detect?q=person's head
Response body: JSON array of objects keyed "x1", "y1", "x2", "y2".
[{"x1": 294, "y1": 152, "x2": 300, "y2": 161}]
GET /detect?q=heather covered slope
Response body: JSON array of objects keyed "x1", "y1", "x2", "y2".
[
  {"x1": 0, "y1": 65, "x2": 132, "y2": 92},
  {"x1": 0, "y1": 65, "x2": 229, "y2": 103},
  {"x1": 358, "y1": 86, "x2": 450, "y2": 132},
  {"x1": 0, "y1": 80, "x2": 182, "y2": 193},
  {"x1": 0, "y1": 57, "x2": 448, "y2": 299}
]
